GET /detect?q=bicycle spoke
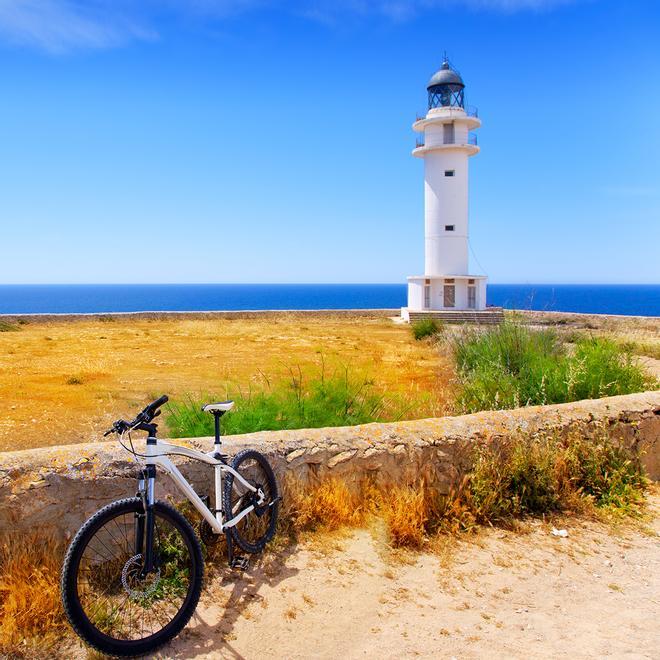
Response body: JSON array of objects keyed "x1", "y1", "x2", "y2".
[
  {"x1": 227, "y1": 453, "x2": 277, "y2": 549},
  {"x1": 75, "y1": 508, "x2": 194, "y2": 643}
]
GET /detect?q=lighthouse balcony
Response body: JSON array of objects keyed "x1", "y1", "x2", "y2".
[
  {"x1": 413, "y1": 107, "x2": 480, "y2": 133},
  {"x1": 416, "y1": 133, "x2": 479, "y2": 147},
  {"x1": 413, "y1": 132, "x2": 479, "y2": 157}
]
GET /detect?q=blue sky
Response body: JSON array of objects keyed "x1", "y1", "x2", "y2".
[{"x1": 0, "y1": 0, "x2": 658, "y2": 284}]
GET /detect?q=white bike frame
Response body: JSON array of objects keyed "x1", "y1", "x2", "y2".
[{"x1": 130, "y1": 433, "x2": 265, "y2": 536}]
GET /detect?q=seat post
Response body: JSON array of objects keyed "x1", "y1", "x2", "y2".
[{"x1": 213, "y1": 411, "x2": 222, "y2": 447}]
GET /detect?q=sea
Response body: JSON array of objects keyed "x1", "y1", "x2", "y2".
[{"x1": 0, "y1": 284, "x2": 658, "y2": 317}]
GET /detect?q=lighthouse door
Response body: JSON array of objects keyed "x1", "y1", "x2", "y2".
[{"x1": 443, "y1": 285, "x2": 455, "y2": 308}]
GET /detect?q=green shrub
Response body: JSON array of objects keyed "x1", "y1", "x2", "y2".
[
  {"x1": 564, "y1": 336, "x2": 650, "y2": 400},
  {"x1": 166, "y1": 366, "x2": 409, "y2": 438},
  {"x1": 411, "y1": 318, "x2": 442, "y2": 341},
  {"x1": 441, "y1": 429, "x2": 647, "y2": 529},
  {"x1": 453, "y1": 323, "x2": 655, "y2": 413},
  {"x1": 468, "y1": 436, "x2": 560, "y2": 520},
  {"x1": 0, "y1": 321, "x2": 20, "y2": 333},
  {"x1": 560, "y1": 433, "x2": 647, "y2": 511}
]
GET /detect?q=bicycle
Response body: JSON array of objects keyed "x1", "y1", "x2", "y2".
[{"x1": 60, "y1": 395, "x2": 280, "y2": 657}]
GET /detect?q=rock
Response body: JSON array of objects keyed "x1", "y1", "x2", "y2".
[
  {"x1": 286, "y1": 449, "x2": 306, "y2": 463},
  {"x1": 328, "y1": 450, "x2": 357, "y2": 468}
]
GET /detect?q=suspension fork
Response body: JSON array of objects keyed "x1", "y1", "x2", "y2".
[
  {"x1": 137, "y1": 464, "x2": 157, "y2": 577},
  {"x1": 134, "y1": 469, "x2": 147, "y2": 557}
]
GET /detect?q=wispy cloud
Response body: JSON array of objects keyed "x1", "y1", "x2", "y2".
[
  {"x1": 0, "y1": 0, "x2": 583, "y2": 52},
  {"x1": 0, "y1": 1, "x2": 156, "y2": 52},
  {"x1": 293, "y1": 0, "x2": 581, "y2": 24}
]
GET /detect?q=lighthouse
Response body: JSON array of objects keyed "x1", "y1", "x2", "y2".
[{"x1": 402, "y1": 58, "x2": 498, "y2": 323}]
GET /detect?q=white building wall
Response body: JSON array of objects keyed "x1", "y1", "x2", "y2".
[
  {"x1": 454, "y1": 281, "x2": 468, "y2": 309},
  {"x1": 478, "y1": 279, "x2": 487, "y2": 311},
  {"x1": 407, "y1": 281, "x2": 424, "y2": 309},
  {"x1": 424, "y1": 147, "x2": 469, "y2": 276},
  {"x1": 429, "y1": 280, "x2": 442, "y2": 309}
]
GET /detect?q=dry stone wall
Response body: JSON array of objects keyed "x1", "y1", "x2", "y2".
[{"x1": 1, "y1": 392, "x2": 658, "y2": 539}]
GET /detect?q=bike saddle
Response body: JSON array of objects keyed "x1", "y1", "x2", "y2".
[{"x1": 202, "y1": 401, "x2": 235, "y2": 413}]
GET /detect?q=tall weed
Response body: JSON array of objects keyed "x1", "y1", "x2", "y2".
[
  {"x1": 167, "y1": 365, "x2": 411, "y2": 437},
  {"x1": 454, "y1": 323, "x2": 655, "y2": 413}
]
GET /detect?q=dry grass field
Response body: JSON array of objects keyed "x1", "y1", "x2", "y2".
[
  {"x1": 0, "y1": 314, "x2": 453, "y2": 452},
  {"x1": 1, "y1": 310, "x2": 657, "y2": 453}
]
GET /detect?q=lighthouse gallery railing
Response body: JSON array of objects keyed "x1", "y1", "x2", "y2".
[{"x1": 415, "y1": 132, "x2": 478, "y2": 148}]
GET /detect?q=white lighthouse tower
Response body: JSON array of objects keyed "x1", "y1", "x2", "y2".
[{"x1": 402, "y1": 59, "x2": 498, "y2": 323}]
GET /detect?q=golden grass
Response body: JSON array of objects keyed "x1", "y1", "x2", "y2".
[
  {"x1": 381, "y1": 483, "x2": 431, "y2": 549},
  {"x1": 281, "y1": 477, "x2": 434, "y2": 550},
  {"x1": 0, "y1": 315, "x2": 454, "y2": 452},
  {"x1": 281, "y1": 477, "x2": 370, "y2": 534},
  {"x1": 0, "y1": 533, "x2": 66, "y2": 657}
]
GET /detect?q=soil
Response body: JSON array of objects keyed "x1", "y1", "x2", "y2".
[{"x1": 60, "y1": 493, "x2": 660, "y2": 659}]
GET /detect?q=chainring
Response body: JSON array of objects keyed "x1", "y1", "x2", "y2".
[{"x1": 199, "y1": 519, "x2": 222, "y2": 546}]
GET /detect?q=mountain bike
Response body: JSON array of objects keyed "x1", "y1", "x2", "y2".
[{"x1": 60, "y1": 395, "x2": 280, "y2": 657}]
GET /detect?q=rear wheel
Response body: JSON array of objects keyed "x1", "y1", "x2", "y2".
[
  {"x1": 61, "y1": 498, "x2": 203, "y2": 657},
  {"x1": 224, "y1": 449, "x2": 279, "y2": 554}
]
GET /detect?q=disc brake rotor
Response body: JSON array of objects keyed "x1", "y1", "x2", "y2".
[{"x1": 121, "y1": 554, "x2": 161, "y2": 599}]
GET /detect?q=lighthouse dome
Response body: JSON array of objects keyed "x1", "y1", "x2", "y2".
[
  {"x1": 427, "y1": 61, "x2": 464, "y2": 89},
  {"x1": 427, "y1": 58, "x2": 465, "y2": 110}
]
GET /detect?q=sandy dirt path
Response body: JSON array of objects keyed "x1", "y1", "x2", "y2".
[{"x1": 55, "y1": 494, "x2": 657, "y2": 660}]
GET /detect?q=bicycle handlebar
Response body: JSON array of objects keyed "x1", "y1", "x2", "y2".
[
  {"x1": 103, "y1": 395, "x2": 169, "y2": 436},
  {"x1": 142, "y1": 395, "x2": 169, "y2": 418}
]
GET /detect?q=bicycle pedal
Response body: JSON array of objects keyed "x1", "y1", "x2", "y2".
[{"x1": 230, "y1": 556, "x2": 249, "y2": 571}]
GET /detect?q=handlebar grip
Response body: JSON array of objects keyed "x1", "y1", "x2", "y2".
[{"x1": 143, "y1": 395, "x2": 169, "y2": 416}]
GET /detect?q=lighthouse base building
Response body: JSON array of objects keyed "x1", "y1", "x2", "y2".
[{"x1": 401, "y1": 58, "x2": 502, "y2": 324}]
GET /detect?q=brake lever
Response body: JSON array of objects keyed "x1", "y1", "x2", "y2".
[{"x1": 103, "y1": 410, "x2": 159, "y2": 439}]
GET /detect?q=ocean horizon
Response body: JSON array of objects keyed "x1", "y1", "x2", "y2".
[{"x1": 0, "y1": 284, "x2": 658, "y2": 317}]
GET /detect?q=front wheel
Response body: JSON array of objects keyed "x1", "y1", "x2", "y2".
[
  {"x1": 61, "y1": 498, "x2": 203, "y2": 657},
  {"x1": 224, "y1": 449, "x2": 279, "y2": 554}
]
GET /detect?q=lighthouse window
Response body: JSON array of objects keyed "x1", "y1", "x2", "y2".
[
  {"x1": 423, "y1": 285, "x2": 431, "y2": 309},
  {"x1": 443, "y1": 285, "x2": 455, "y2": 308},
  {"x1": 445, "y1": 225, "x2": 455, "y2": 231},
  {"x1": 445, "y1": 170, "x2": 455, "y2": 177}
]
